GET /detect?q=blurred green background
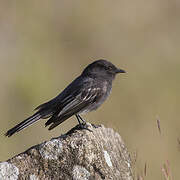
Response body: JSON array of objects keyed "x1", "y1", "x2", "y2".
[{"x1": 1, "y1": 0, "x2": 180, "y2": 179}]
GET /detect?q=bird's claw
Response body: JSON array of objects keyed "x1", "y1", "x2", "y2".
[
  {"x1": 91, "y1": 123, "x2": 101, "y2": 128},
  {"x1": 79, "y1": 122, "x2": 93, "y2": 132}
]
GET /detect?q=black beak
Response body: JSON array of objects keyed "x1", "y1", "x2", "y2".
[{"x1": 116, "y1": 68, "x2": 126, "y2": 73}]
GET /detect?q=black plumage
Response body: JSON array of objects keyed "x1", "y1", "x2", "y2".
[{"x1": 5, "y1": 59, "x2": 126, "y2": 137}]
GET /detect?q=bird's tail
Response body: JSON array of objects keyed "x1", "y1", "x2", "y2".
[{"x1": 5, "y1": 113, "x2": 42, "y2": 137}]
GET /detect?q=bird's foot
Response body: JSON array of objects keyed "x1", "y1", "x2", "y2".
[
  {"x1": 91, "y1": 123, "x2": 101, "y2": 128},
  {"x1": 79, "y1": 122, "x2": 93, "y2": 132}
]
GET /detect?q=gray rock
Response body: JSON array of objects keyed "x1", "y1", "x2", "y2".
[{"x1": 1, "y1": 124, "x2": 133, "y2": 180}]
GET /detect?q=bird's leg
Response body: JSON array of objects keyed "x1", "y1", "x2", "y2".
[
  {"x1": 77, "y1": 114, "x2": 86, "y2": 124},
  {"x1": 76, "y1": 115, "x2": 82, "y2": 125},
  {"x1": 75, "y1": 114, "x2": 92, "y2": 132},
  {"x1": 77, "y1": 115, "x2": 100, "y2": 129},
  {"x1": 76, "y1": 114, "x2": 86, "y2": 126}
]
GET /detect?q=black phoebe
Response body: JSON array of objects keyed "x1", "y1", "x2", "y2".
[{"x1": 5, "y1": 59, "x2": 126, "y2": 137}]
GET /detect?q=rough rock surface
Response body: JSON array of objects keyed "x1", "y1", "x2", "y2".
[{"x1": 0, "y1": 124, "x2": 133, "y2": 180}]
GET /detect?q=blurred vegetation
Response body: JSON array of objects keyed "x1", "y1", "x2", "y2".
[{"x1": 1, "y1": 1, "x2": 180, "y2": 179}]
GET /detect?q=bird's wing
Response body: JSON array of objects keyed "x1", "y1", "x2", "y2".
[
  {"x1": 58, "y1": 86, "x2": 100, "y2": 117},
  {"x1": 45, "y1": 85, "x2": 101, "y2": 129}
]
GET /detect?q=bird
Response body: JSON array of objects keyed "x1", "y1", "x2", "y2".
[{"x1": 5, "y1": 59, "x2": 126, "y2": 137}]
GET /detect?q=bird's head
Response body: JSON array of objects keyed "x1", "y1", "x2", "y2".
[{"x1": 82, "y1": 59, "x2": 126, "y2": 80}]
